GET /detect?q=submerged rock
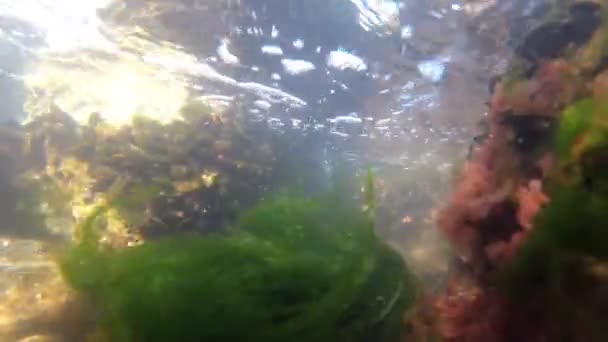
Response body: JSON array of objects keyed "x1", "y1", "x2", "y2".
[{"x1": 516, "y1": 1, "x2": 602, "y2": 66}]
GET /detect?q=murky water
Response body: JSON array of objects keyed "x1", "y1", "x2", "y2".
[{"x1": 0, "y1": 0, "x2": 544, "y2": 340}]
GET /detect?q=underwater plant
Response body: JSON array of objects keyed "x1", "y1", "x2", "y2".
[
  {"x1": 499, "y1": 96, "x2": 608, "y2": 341},
  {"x1": 59, "y1": 187, "x2": 417, "y2": 342},
  {"x1": 432, "y1": 2, "x2": 608, "y2": 341}
]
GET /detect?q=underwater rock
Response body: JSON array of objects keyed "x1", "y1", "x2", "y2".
[
  {"x1": 23, "y1": 101, "x2": 288, "y2": 239},
  {"x1": 516, "y1": 1, "x2": 602, "y2": 66}
]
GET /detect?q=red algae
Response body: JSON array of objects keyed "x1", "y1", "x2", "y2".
[
  {"x1": 492, "y1": 60, "x2": 581, "y2": 117},
  {"x1": 437, "y1": 160, "x2": 497, "y2": 258},
  {"x1": 434, "y1": 273, "x2": 555, "y2": 342},
  {"x1": 515, "y1": 180, "x2": 549, "y2": 231}
]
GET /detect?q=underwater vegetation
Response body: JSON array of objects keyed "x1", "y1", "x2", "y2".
[
  {"x1": 1, "y1": 94, "x2": 367, "y2": 340},
  {"x1": 59, "y1": 187, "x2": 416, "y2": 342},
  {"x1": 501, "y1": 96, "x2": 608, "y2": 341},
  {"x1": 9, "y1": 1, "x2": 608, "y2": 340},
  {"x1": 432, "y1": 1, "x2": 608, "y2": 341}
]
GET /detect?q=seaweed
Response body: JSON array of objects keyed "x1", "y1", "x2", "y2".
[
  {"x1": 59, "y1": 187, "x2": 416, "y2": 342},
  {"x1": 435, "y1": 5, "x2": 608, "y2": 337},
  {"x1": 555, "y1": 98, "x2": 596, "y2": 160},
  {"x1": 509, "y1": 96, "x2": 608, "y2": 263},
  {"x1": 498, "y1": 95, "x2": 608, "y2": 340}
]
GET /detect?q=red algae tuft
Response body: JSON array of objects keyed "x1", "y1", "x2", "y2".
[{"x1": 515, "y1": 179, "x2": 549, "y2": 231}]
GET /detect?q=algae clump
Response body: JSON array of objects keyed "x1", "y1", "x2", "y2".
[
  {"x1": 59, "y1": 189, "x2": 416, "y2": 342},
  {"x1": 506, "y1": 97, "x2": 608, "y2": 287}
]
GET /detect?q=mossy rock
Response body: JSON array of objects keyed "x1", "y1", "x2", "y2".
[
  {"x1": 506, "y1": 96, "x2": 608, "y2": 280},
  {"x1": 502, "y1": 96, "x2": 608, "y2": 339}
]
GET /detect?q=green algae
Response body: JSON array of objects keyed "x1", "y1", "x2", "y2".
[
  {"x1": 555, "y1": 98, "x2": 608, "y2": 159},
  {"x1": 555, "y1": 98, "x2": 595, "y2": 159},
  {"x1": 59, "y1": 187, "x2": 416, "y2": 342}
]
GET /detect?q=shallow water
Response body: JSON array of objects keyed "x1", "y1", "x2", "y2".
[{"x1": 0, "y1": 0, "x2": 538, "y2": 340}]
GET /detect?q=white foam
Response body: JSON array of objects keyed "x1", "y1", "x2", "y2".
[
  {"x1": 281, "y1": 59, "x2": 316, "y2": 75},
  {"x1": 261, "y1": 45, "x2": 284, "y2": 56},
  {"x1": 328, "y1": 114, "x2": 363, "y2": 124},
  {"x1": 292, "y1": 39, "x2": 304, "y2": 49},
  {"x1": 327, "y1": 50, "x2": 367, "y2": 72},
  {"x1": 217, "y1": 40, "x2": 239, "y2": 65},
  {"x1": 417, "y1": 59, "x2": 446, "y2": 82}
]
